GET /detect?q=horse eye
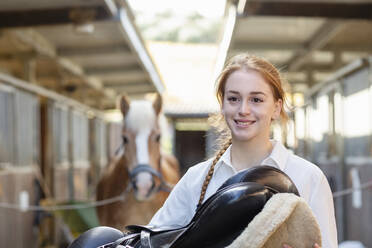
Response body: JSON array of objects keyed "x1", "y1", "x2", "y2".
[
  {"x1": 122, "y1": 135, "x2": 129, "y2": 144},
  {"x1": 155, "y1": 134, "x2": 161, "y2": 143}
]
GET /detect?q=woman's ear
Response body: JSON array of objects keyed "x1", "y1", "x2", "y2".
[
  {"x1": 221, "y1": 103, "x2": 227, "y2": 117},
  {"x1": 153, "y1": 93, "x2": 162, "y2": 116},
  {"x1": 119, "y1": 94, "x2": 130, "y2": 117},
  {"x1": 272, "y1": 99, "x2": 282, "y2": 120},
  {"x1": 220, "y1": 96, "x2": 226, "y2": 114}
]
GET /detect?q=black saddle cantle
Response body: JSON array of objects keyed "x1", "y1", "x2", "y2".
[
  {"x1": 68, "y1": 166, "x2": 299, "y2": 248},
  {"x1": 219, "y1": 165, "x2": 299, "y2": 195}
]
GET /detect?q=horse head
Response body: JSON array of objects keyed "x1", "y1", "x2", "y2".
[{"x1": 119, "y1": 94, "x2": 165, "y2": 201}]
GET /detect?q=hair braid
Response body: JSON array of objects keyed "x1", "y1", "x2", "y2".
[{"x1": 197, "y1": 138, "x2": 232, "y2": 209}]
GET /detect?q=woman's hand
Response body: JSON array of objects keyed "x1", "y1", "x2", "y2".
[{"x1": 283, "y1": 243, "x2": 321, "y2": 248}]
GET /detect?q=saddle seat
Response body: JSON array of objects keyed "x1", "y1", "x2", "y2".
[{"x1": 68, "y1": 166, "x2": 299, "y2": 248}]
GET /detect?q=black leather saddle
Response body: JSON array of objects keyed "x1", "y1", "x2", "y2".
[{"x1": 68, "y1": 166, "x2": 299, "y2": 248}]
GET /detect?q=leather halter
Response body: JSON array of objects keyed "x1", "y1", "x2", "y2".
[
  {"x1": 115, "y1": 139, "x2": 173, "y2": 194},
  {"x1": 128, "y1": 163, "x2": 173, "y2": 193}
]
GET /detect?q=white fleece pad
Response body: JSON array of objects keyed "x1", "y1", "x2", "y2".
[{"x1": 226, "y1": 193, "x2": 322, "y2": 248}]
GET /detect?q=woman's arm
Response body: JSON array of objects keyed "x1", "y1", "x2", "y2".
[{"x1": 149, "y1": 169, "x2": 195, "y2": 228}]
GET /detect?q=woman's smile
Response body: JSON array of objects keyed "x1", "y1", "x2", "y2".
[{"x1": 234, "y1": 119, "x2": 256, "y2": 128}]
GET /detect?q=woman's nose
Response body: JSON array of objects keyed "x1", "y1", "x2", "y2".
[{"x1": 239, "y1": 100, "x2": 251, "y2": 115}]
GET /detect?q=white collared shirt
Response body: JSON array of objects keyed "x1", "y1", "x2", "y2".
[{"x1": 149, "y1": 140, "x2": 338, "y2": 248}]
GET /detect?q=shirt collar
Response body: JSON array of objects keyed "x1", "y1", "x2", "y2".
[
  {"x1": 261, "y1": 140, "x2": 289, "y2": 170},
  {"x1": 214, "y1": 145, "x2": 234, "y2": 173},
  {"x1": 214, "y1": 140, "x2": 290, "y2": 173}
]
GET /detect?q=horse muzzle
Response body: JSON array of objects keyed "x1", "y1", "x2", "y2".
[{"x1": 129, "y1": 164, "x2": 163, "y2": 201}]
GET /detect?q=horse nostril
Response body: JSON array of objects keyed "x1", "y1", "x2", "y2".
[
  {"x1": 147, "y1": 178, "x2": 156, "y2": 197},
  {"x1": 132, "y1": 181, "x2": 138, "y2": 190}
]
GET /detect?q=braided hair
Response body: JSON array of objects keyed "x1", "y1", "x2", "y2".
[{"x1": 197, "y1": 137, "x2": 232, "y2": 208}]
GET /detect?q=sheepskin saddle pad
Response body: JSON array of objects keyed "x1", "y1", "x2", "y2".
[
  {"x1": 68, "y1": 166, "x2": 318, "y2": 248},
  {"x1": 227, "y1": 193, "x2": 322, "y2": 248}
]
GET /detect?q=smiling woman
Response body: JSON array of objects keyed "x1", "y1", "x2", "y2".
[{"x1": 149, "y1": 53, "x2": 338, "y2": 248}]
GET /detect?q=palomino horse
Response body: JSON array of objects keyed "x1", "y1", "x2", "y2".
[{"x1": 96, "y1": 94, "x2": 180, "y2": 230}]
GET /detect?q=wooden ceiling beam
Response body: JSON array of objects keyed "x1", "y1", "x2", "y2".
[
  {"x1": 285, "y1": 20, "x2": 344, "y2": 71},
  {"x1": 9, "y1": 29, "x2": 56, "y2": 57},
  {"x1": 97, "y1": 69, "x2": 148, "y2": 83},
  {"x1": 58, "y1": 44, "x2": 131, "y2": 57},
  {"x1": 232, "y1": 41, "x2": 372, "y2": 53},
  {"x1": 241, "y1": 0, "x2": 372, "y2": 20},
  {"x1": 7, "y1": 29, "x2": 116, "y2": 99},
  {"x1": 85, "y1": 65, "x2": 143, "y2": 75},
  {"x1": 232, "y1": 42, "x2": 302, "y2": 51},
  {"x1": 103, "y1": 81, "x2": 151, "y2": 88},
  {"x1": 104, "y1": 83, "x2": 155, "y2": 94},
  {"x1": 0, "y1": 6, "x2": 113, "y2": 28}
]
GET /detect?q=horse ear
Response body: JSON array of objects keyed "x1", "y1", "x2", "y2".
[
  {"x1": 153, "y1": 93, "x2": 162, "y2": 115},
  {"x1": 119, "y1": 94, "x2": 130, "y2": 117}
]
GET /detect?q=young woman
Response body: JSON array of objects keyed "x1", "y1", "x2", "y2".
[{"x1": 149, "y1": 54, "x2": 337, "y2": 248}]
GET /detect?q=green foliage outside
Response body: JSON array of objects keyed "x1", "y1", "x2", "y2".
[{"x1": 134, "y1": 10, "x2": 223, "y2": 43}]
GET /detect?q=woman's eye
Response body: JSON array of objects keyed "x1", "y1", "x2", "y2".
[
  {"x1": 251, "y1": 97, "x2": 263, "y2": 103},
  {"x1": 227, "y1": 96, "x2": 238, "y2": 102}
]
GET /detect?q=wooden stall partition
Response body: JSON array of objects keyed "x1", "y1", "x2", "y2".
[
  {"x1": 299, "y1": 58, "x2": 372, "y2": 246},
  {"x1": 70, "y1": 109, "x2": 90, "y2": 200},
  {"x1": 341, "y1": 63, "x2": 372, "y2": 246},
  {"x1": 39, "y1": 98, "x2": 57, "y2": 245},
  {"x1": 0, "y1": 167, "x2": 39, "y2": 248},
  {"x1": 107, "y1": 121, "x2": 122, "y2": 162},
  {"x1": 308, "y1": 81, "x2": 347, "y2": 240},
  {"x1": 51, "y1": 103, "x2": 71, "y2": 202},
  {"x1": 0, "y1": 86, "x2": 40, "y2": 248},
  {"x1": 89, "y1": 118, "x2": 108, "y2": 197},
  {"x1": 344, "y1": 163, "x2": 372, "y2": 246},
  {"x1": 40, "y1": 98, "x2": 54, "y2": 200},
  {"x1": 0, "y1": 84, "x2": 15, "y2": 247},
  {"x1": 0, "y1": 170, "x2": 17, "y2": 247}
]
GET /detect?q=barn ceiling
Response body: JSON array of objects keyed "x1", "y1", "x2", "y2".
[
  {"x1": 223, "y1": 0, "x2": 372, "y2": 93},
  {"x1": 0, "y1": 0, "x2": 164, "y2": 110}
]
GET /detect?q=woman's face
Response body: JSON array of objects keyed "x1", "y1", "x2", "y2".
[{"x1": 222, "y1": 69, "x2": 282, "y2": 143}]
